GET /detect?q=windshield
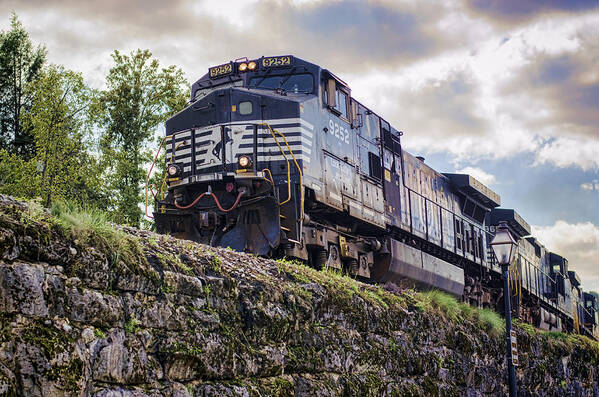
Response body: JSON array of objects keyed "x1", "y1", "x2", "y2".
[
  {"x1": 194, "y1": 80, "x2": 243, "y2": 100},
  {"x1": 249, "y1": 73, "x2": 314, "y2": 93}
]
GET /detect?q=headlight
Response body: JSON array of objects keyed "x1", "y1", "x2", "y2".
[
  {"x1": 238, "y1": 155, "x2": 252, "y2": 169},
  {"x1": 247, "y1": 61, "x2": 257, "y2": 71},
  {"x1": 167, "y1": 164, "x2": 182, "y2": 177},
  {"x1": 238, "y1": 62, "x2": 248, "y2": 72}
]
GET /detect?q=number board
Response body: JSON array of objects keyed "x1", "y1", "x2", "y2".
[
  {"x1": 209, "y1": 63, "x2": 233, "y2": 78},
  {"x1": 261, "y1": 56, "x2": 293, "y2": 68}
]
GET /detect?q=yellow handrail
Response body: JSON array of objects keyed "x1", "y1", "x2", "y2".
[
  {"x1": 259, "y1": 122, "x2": 304, "y2": 220},
  {"x1": 259, "y1": 123, "x2": 292, "y2": 205},
  {"x1": 262, "y1": 168, "x2": 275, "y2": 186}
]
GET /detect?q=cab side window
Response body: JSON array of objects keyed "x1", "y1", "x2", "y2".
[
  {"x1": 324, "y1": 78, "x2": 350, "y2": 121},
  {"x1": 337, "y1": 90, "x2": 348, "y2": 119},
  {"x1": 360, "y1": 104, "x2": 379, "y2": 142}
]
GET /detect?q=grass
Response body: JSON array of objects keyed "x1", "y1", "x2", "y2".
[
  {"x1": 476, "y1": 308, "x2": 504, "y2": 338},
  {"x1": 124, "y1": 315, "x2": 141, "y2": 334},
  {"x1": 49, "y1": 201, "x2": 145, "y2": 267},
  {"x1": 514, "y1": 318, "x2": 537, "y2": 336},
  {"x1": 93, "y1": 328, "x2": 106, "y2": 339},
  {"x1": 416, "y1": 289, "x2": 504, "y2": 338},
  {"x1": 417, "y1": 290, "x2": 462, "y2": 322}
]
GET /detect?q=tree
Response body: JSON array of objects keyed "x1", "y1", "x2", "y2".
[
  {"x1": 0, "y1": 148, "x2": 39, "y2": 199},
  {"x1": 21, "y1": 65, "x2": 106, "y2": 208},
  {"x1": 96, "y1": 49, "x2": 188, "y2": 227},
  {"x1": 0, "y1": 13, "x2": 46, "y2": 158}
]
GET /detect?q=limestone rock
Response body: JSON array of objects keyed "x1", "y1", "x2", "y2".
[{"x1": 0, "y1": 194, "x2": 597, "y2": 396}]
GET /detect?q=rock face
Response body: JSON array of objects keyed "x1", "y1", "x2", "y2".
[{"x1": 0, "y1": 195, "x2": 598, "y2": 396}]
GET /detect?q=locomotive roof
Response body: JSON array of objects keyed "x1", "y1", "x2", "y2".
[
  {"x1": 488, "y1": 208, "x2": 531, "y2": 237},
  {"x1": 443, "y1": 173, "x2": 501, "y2": 208},
  {"x1": 191, "y1": 55, "x2": 321, "y2": 98}
]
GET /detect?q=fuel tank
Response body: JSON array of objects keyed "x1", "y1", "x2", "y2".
[{"x1": 372, "y1": 238, "x2": 465, "y2": 296}]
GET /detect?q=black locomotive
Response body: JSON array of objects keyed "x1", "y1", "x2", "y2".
[{"x1": 151, "y1": 55, "x2": 598, "y2": 339}]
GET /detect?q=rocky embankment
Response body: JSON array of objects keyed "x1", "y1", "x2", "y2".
[{"x1": 0, "y1": 195, "x2": 598, "y2": 396}]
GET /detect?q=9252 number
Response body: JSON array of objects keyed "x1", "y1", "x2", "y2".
[
  {"x1": 329, "y1": 119, "x2": 349, "y2": 145},
  {"x1": 262, "y1": 56, "x2": 292, "y2": 68},
  {"x1": 209, "y1": 63, "x2": 232, "y2": 78}
]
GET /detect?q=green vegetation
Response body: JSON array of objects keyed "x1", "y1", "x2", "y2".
[
  {"x1": 0, "y1": 13, "x2": 189, "y2": 228},
  {"x1": 0, "y1": 13, "x2": 46, "y2": 158},
  {"x1": 272, "y1": 377, "x2": 294, "y2": 396},
  {"x1": 21, "y1": 320, "x2": 72, "y2": 360},
  {"x1": 93, "y1": 328, "x2": 106, "y2": 339},
  {"x1": 124, "y1": 315, "x2": 141, "y2": 334},
  {"x1": 417, "y1": 290, "x2": 461, "y2": 321},
  {"x1": 44, "y1": 358, "x2": 83, "y2": 392},
  {"x1": 50, "y1": 201, "x2": 145, "y2": 267},
  {"x1": 514, "y1": 318, "x2": 536, "y2": 336},
  {"x1": 476, "y1": 308, "x2": 504, "y2": 338},
  {"x1": 416, "y1": 290, "x2": 504, "y2": 338},
  {"x1": 95, "y1": 48, "x2": 188, "y2": 227}
]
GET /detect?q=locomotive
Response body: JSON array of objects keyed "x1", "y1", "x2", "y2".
[{"x1": 150, "y1": 55, "x2": 598, "y2": 338}]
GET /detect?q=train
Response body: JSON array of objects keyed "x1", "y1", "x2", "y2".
[{"x1": 149, "y1": 55, "x2": 599, "y2": 339}]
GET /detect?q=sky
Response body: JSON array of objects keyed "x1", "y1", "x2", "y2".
[{"x1": 1, "y1": 0, "x2": 598, "y2": 290}]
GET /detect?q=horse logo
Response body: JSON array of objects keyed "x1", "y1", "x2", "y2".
[{"x1": 212, "y1": 127, "x2": 233, "y2": 161}]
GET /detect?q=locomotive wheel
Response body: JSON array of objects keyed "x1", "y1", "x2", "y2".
[
  {"x1": 312, "y1": 249, "x2": 327, "y2": 270},
  {"x1": 347, "y1": 259, "x2": 359, "y2": 276}
]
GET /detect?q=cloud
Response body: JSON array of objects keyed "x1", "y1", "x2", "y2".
[
  {"x1": 2, "y1": 0, "x2": 599, "y2": 172},
  {"x1": 466, "y1": 0, "x2": 599, "y2": 23},
  {"x1": 350, "y1": 12, "x2": 599, "y2": 170},
  {"x1": 533, "y1": 137, "x2": 599, "y2": 171},
  {"x1": 455, "y1": 166, "x2": 496, "y2": 185},
  {"x1": 581, "y1": 180, "x2": 599, "y2": 192},
  {"x1": 498, "y1": 23, "x2": 599, "y2": 142},
  {"x1": 532, "y1": 221, "x2": 599, "y2": 291},
  {"x1": 0, "y1": 0, "x2": 465, "y2": 84}
]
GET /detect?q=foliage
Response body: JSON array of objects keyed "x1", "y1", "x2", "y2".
[
  {"x1": 0, "y1": 15, "x2": 191, "y2": 229},
  {"x1": 0, "y1": 13, "x2": 46, "y2": 158},
  {"x1": 0, "y1": 63, "x2": 105, "y2": 209},
  {"x1": 416, "y1": 289, "x2": 504, "y2": 337},
  {"x1": 124, "y1": 316, "x2": 141, "y2": 334},
  {"x1": 94, "y1": 49, "x2": 188, "y2": 227},
  {"x1": 514, "y1": 318, "x2": 536, "y2": 336},
  {"x1": 93, "y1": 328, "x2": 106, "y2": 339},
  {"x1": 0, "y1": 149, "x2": 39, "y2": 199},
  {"x1": 21, "y1": 65, "x2": 105, "y2": 207}
]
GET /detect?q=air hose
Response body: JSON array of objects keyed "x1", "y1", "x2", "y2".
[{"x1": 175, "y1": 191, "x2": 244, "y2": 212}]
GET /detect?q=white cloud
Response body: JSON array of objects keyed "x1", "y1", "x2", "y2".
[
  {"x1": 534, "y1": 137, "x2": 599, "y2": 171},
  {"x1": 346, "y1": 12, "x2": 599, "y2": 170},
  {"x1": 2, "y1": 1, "x2": 599, "y2": 172},
  {"x1": 455, "y1": 166, "x2": 496, "y2": 185},
  {"x1": 192, "y1": 0, "x2": 259, "y2": 29},
  {"x1": 532, "y1": 221, "x2": 599, "y2": 292},
  {"x1": 581, "y1": 180, "x2": 599, "y2": 192}
]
